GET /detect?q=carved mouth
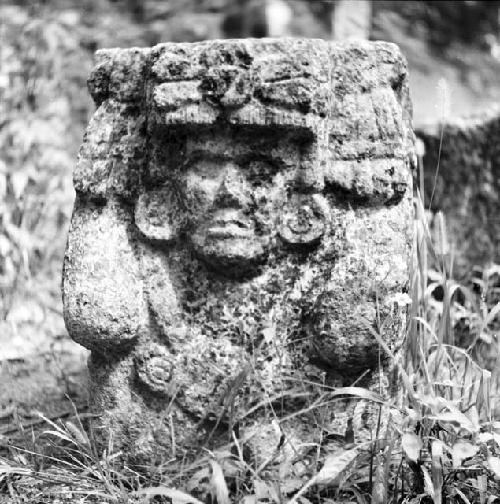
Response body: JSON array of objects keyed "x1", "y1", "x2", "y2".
[
  {"x1": 207, "y1": 210, "x2": 252, "y2": 238},
  {"x1": 207, "y1": 223, "x2": 252, "y2": 238}
]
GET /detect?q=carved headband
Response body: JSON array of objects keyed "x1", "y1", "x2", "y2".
[{"x1": 76, "y1": 39, "x2": 414, "y2": 204}]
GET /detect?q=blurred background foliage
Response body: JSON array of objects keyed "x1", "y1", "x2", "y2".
[{"x1": 2, "y1": 0, "x2": 500, "y2": 359}]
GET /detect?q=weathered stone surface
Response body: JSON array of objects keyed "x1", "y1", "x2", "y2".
[
  {"x1": 63, "y1": 198, "x2": 146, "y2": 351},
  {"x1": 418, "y1": 111, "x2": 500, "y2": 277},
  {"x1": 63, "y1": 38, "x2": 414, "y2": 483}
]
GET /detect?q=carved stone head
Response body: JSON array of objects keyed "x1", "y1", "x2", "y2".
[{"x1": 63, "y1": 39, "x2": 414, "y2": 477}]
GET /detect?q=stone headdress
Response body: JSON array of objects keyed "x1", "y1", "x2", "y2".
[{"x1": 75, "y1": 38, "x2": 414, "y2": 205}]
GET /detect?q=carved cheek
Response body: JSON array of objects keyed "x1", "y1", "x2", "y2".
[
  {"x1": 135, "y1": 186, "x2": 181, "y2": 241},
  {"x1": 252, "y1": 177, "x2": 288, "y2": 226},
  {"x1": 268, "y1": 183, "x2": 288, "y2": 207},
  {"x1": 184, "y1": 173, "x2": 219, "y2": 216}
]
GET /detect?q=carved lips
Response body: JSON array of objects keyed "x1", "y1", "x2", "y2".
[
  {"x1": 191, "y1": 208, "x2": 267, "y2": 275},
  {"x1": 206, "y1": 209, "x2": 252, "y2": 239}
]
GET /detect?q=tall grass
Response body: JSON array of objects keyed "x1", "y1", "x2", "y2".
[{"x1": 399, "y1": 191, "x2": 500, "y2": 504}]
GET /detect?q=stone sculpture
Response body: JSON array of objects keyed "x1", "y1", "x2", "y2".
[{"x1": 63, "y1": 38, "x2": 414, "y2": 479}]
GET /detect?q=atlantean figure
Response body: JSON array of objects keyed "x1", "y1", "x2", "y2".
[{"x1": 63, "y1": 39, "x2": 414, "y2": 477}]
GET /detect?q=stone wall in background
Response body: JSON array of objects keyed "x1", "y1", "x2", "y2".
[{"x1": 417, "y1": 111, "x2": 500, "y2": 278}]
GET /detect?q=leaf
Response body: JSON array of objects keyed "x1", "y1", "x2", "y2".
[
  {"x1": 241, "y1": 496, "x2": 257, "y2": 504},
  {"x1": 36, "y1": 411, "x2": 67, "y2": 435},
  {"x1": 261, "y1": 325, "x2": 275, "y2": 344},
  {"x1": 431, "y1": 440, "x2": 444, "y2": 504},
  {"x1": 422, "y1": 466, "x2": 434, "y2": 499},
  {"x1": 287, "y1": 447, "x2": 358, "y2": 504},
  {"x1": 401, "y1": 432, "x2": 422, "y2": 462},
  {"x1": 65, "y1": 420, "x2": 89, "y2": 446},
  {"x1": 478, "y1": 432, "x2": 493, "y2": 444},
  {"x1": 327, "y1": 387, "x2": 385, "y2": 404},
  {"x1": 431, "y1": 411, "x2": 476, "y2": 433},
  {"x1": 42, "y1": 430, "x2": 77, "y2": 445},
  {"x1": 452, "y1": 487, "x2": 472, "y2": 504},
  {"x1": 0, "y1": 173, "x2": 6, "y2": 200},
  {"x1": 452, "y1": 442, "x2": 479, "y2": 468},
  {"x1": 485, "y1": 302, "x2": 500, "y2": 328},
  {"x1": 296, "y1": 498, "x2": 313, "y2": 504},
  {"x1": 371, "y1": 454, "x2": 386, "y2": 504},
  {"x1": 0, "y1": 462, "x2": 31, "y2": 476},
  {"x1": 186, "y1": 467, "x2": 210, "y2": 493},
  {"x1": 315, "y1": 448, "x2": 358, "y2": 486},
  {"x1": 477, "y1": 474, "x2": 487, "y2": 504},
  {"x1": 0, "y1": 235, "x2": 11, "y2": 257},
  {"x1": 131, "y1": 486, "x2": 204, "y2": 504},
  {"x1": 210, "y1": 460, "x2": 230, "y2": 504},
  {"x1": 10, "y1": 171, "x2": 28, "y2": 199},
  {"x1": 254, "y1": 480, "x2": 280, "y2": 504},
  {"x1": 487, "y1": 456, "x2": 500, "y2": 479},
  {"x1": 465, "y1": 406, "x2": 481, "y2": 433}
]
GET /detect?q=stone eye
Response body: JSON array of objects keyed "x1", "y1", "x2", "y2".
[
  {"x1": 185, "y1": 159, "x2": 221, "y2": 196},
  {"x1": 187, "y1": 159, "x2": 220, "y2": 179},
  {"x1": 245, "y1": 160, "x2": 279, "y2": 186}
]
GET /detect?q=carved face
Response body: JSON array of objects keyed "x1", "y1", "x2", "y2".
[
  {"x1": 180, "y1": 127, "x2": 300, "y2": 275},
  {"x1": 136, "y1": 126, "x2": 328, "y2": 277}
]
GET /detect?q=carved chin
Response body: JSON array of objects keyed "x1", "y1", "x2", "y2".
[{"x1": 191, "y1": 235, "x2": 267, "y2": 276}]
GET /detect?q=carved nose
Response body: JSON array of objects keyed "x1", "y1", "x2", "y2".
[{"x1": 214, "y1": 163, "x2": 251, "y2": 208}]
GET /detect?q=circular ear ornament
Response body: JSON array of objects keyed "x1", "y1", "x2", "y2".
[
  {"x1": 135, "y1": 344, "x2": 174, "y2": 396},
  {"x1": 278, "y1": 194, "x2": 328, "y2": 249}
]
